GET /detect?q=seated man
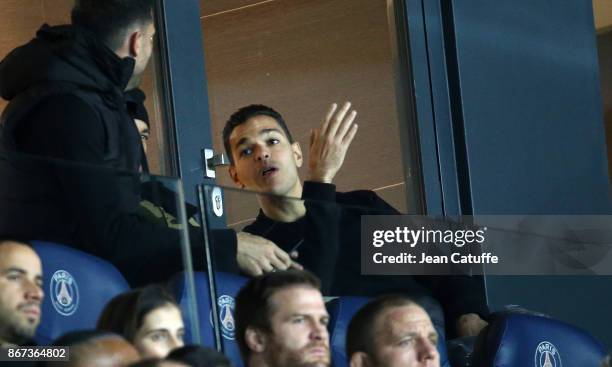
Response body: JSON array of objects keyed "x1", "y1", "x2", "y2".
[
  {"x1": 235, "y1": 270, "x2": 330, "y2": 367},
  {"x1": 223, "y1": 103, "x2": 488, "y2": 337},
  {"x1": 0, "y1": 239, "x2": 44, "y2": 348},
  {"x1": 346, "y1": 295, "x2": 439, "y2": 367}
]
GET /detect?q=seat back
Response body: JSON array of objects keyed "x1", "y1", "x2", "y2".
[
  {"x1": 33, "y1": 241, "x2": 130, "y2": 345},
  {"x1": 172, "y1": 271, "x2": 248, "y2": 367},
  {"x1": 326, "y1": 296, "x2": 450, "y2": 367},
  {"x1": 472, "y1": 313, "x2": 606, "y2": 367}
]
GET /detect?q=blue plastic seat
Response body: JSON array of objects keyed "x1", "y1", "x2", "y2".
[
  {"x1": 172, "y1": 271, "x2": 248, "y2": 367},
  {"x1": 471, "y1": 313, "x2": 606, "y2": 367},
  {"x1": 326, "y1": 296, "x2": 450, "y2": 367},
  {"x1": 32, "y1": 240, "x2": 130, "y2": 345}
]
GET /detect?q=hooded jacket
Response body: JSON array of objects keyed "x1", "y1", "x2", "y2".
[{"x1": 0, "y1": 24, "x2": 238, "y2": 285}]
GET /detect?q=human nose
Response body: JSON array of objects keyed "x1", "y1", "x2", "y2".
[
  {"x1": 170, "y1": 333, "x2": 184, "y2": 349},
  {"x1": 309, "y1": 320, "x2": 329, "y2": 341},
  {"x1": 417, "y1": 337, "x2": 438, "y2": 362},
  {"x1": 255, "y1": 144, "x2": 270, "y2": 161},
  {"x1": 24, "y1": 279, "x2": 44, "y2": 303}
]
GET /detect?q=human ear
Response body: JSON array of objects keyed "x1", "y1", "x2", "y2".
[
  {"x1": 245, "y1": 327, "x2": 267, "y2": 353},
  {"x1": 350, "y1": 352, "x2": 372, "y2": 367},
  {"x1": 292, "y1": 142, "x2": 303, "y2": 168},
  {"x1": 128, "y1": 30, "x2": 142, "y2": 58},
  {"x1": 229, "y1": 165, "x2": 244, "y2": 188}
]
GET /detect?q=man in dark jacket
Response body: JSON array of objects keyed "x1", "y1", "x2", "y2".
[
  {"x1": 223, "y1": 103, "x2": 489, "y2": 338},
  {"x1": 0, "y1": 0, "x2": 245, "y2": 286}
]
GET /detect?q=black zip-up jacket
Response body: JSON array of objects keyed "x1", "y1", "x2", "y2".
[{"x1": 0, "y1": 24, "x2": 238, "y2": 286}]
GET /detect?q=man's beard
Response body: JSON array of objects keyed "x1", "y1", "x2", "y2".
[
  {"x1": 0, "y1": 304, "x2": 38, "y2": 346},
  {"x1": 266, "y1": 339, "x2": 330, "y2": 367}
]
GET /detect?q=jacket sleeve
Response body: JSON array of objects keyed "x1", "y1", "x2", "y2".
[
  {"x1": 13, "y1": 94, "x2": 238, "y2": 285},
  {"x1": 297, "y1": 181, "x2": 342, "y2": 294}
]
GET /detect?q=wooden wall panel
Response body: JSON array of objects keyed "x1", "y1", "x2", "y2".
[
  {"x1": 598, "y1": 32, "x2": 612, "y2": 187},
  {"x1": 0, "y1": 0, "x2": 44, "y2": 111},
  {"x1": 202, "y1": 0, "x2": 408, "y2": 224},
  {"x1": 200, "y1": 0, "x2": 266, "y2": 17},
  {"x1": 41, "y1": 0, "x2": 73, "y2": 25},
  {"x1": 594, "y1": 0, "x2": 612, "y2": 34},
  {"x1": 0, "y1": 0, "x2": 165, "y2": 174}
]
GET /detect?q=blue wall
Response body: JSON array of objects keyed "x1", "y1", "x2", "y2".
[{"x1": 437, "y1": 0, "x2": 612, "y2": 348}]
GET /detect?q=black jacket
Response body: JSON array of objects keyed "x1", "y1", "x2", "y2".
[
  {"x1": 244, "y1": 181, "x2": 489, "y2": 325},
  {"x1": 0, "y1": 24, "x2": 238, "y2": 286}
]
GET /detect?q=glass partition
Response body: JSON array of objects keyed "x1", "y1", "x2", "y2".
[
  {"x1": 2, "y1": 148, "x2": 610, "y2": 357},
  {"x1": 193, "y1": 182, "x2": 611, "y2": 358},
  {"x1": 0, "y1": 148, "x2": 201, "y2": 344}
]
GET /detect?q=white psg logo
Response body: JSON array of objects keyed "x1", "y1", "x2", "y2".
[
  {"x1": 50, "y1": 270, "x2": 80, "y2": 316},
  {"x1": 209, "y1": 295, "x2": 235, "y2": 340},
  {"x1": 534, "y1": 341, "x2": 562, "y2": 367}
]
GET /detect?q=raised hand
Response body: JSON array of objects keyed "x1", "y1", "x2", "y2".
[{"x1": 308, "y1": 102, "x2": 358, "y2": 183}]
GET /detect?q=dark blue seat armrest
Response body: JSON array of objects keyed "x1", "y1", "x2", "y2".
[{"x1": 472, "y1": 313, "x2": 606, "y2": 367}]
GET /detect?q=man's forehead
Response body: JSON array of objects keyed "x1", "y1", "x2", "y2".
[
  {"x1": 0, "y1": 242, "x2": 41, "y2": 271},
  {"x1": 378, "y1": 305, "x2": 434, "y2": 336},
  {"x1": 269, "y1": 286, "x2": 326, "y2": 315},
  {"x1": 229, "y1": 115, "x2": 286, "y2": 145}
]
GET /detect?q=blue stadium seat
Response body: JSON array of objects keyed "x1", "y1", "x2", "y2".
[
  {"x1": 172, "y1": 271, "x2": 248, "y2": 367},
  {"x1": 326, "y1": 296, "x2": 450, "y2": 367},
  {"x1": 471, "y1": 313, "x2": 606, "y2": 367},
  {"x1": 32, "y1": 240, "x2": 130, "y2": 345}
]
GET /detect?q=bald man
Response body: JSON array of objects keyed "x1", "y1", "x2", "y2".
[
  {"x1": 0, "y1": 239, "x2": 44, "y2": 348},
  {"x1": 347, "y1": 295, "x2": 440, "y2": 367},
  {"x1": 47, "y1": 330, "x2": 140, "y2": 367}
]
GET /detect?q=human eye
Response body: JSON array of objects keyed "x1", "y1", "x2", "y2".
[
  {"x1": 149, "y1": 331, "x2": 168, "y2": 343},
  {"x1": 398, "y1": 337, "x2": 414, "y2": 347},
  {"x1": 320, "y1": 317, "x2": 330, "y2": 326},
  {"x1": 239, "y1": 147, "x2": 253, "y2": 157},
  {"x1": 429, "y1": 333, "x2": 439, "y2": 345},
  {"x1": 267, "y1": 138, "x2": 280, "y2": 145},
  {"x1": 178, "y1": 329, "x2": 185, "y2": 342},
  {"x1": 291, "y1": 316, "x2": 305, "y2": 324},
  {"x1": 5, "y1": 272, "x2": 21, "y2": 281},
  {"x1": 140, "y1": 134, "x2": 149, "y2": 141}
]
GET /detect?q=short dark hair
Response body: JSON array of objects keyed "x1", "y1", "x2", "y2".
[
  {"x1": 235, "y1": 270, "x2": 321, "y2": 362},
  {"x1": 167, "y1": 345, "x2": 233, "y2": 367},
  {"x1": 223, "y1": 105, "x2": 294, "y2": 164},
  {"x1": 96, "y1": 284, "x2": 179, "y2": 342},
  {"x1": 128, "y1": 359, "x2": 171, "y2": 367},
  {"x1": 71, "y1": 0, "x2": 155, "y2": 50},
  {"x1": 346, "y1": 295, "x2": 416, "y2": 359}
]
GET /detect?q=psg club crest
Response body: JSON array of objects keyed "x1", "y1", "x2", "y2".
[
  {"x1": 209, "y1": 295, "x2": 236, "y2": 340},
  {"x1": 534, "y1": 341, "x2": 562, "y2": 367},
  {"x1": 50, "y1": 270, "x2": 80, "y2": 316}
]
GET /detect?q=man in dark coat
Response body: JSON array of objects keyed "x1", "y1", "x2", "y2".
[{"x1": 0, "y1": 0, "x2": 245, "y2": 286}]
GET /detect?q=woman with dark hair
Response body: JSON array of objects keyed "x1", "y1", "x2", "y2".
[{"x1": 97, "y1": 285, "x2": 185, "y2": 359}]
